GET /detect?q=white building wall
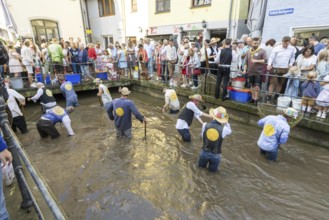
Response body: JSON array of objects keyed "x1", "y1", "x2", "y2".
[
  {"x1": 6, "y1": 0, "x2": 85, "y2": 42},
  {"x1": 87, "y1": 0, "x2": 124, "y2": 45},
  {"x1": 262, "y1": 0, "x2": 329, "y2": 42},
  {"x1": 124, "y1": 0, "x2": 148, "y2": 41}
]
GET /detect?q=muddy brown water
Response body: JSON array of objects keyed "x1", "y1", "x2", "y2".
[{"x1": 12, "y1": 90, "x2": 329, "y2": 220}]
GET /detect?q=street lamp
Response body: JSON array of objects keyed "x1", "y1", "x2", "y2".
[
  {"x1": 138, "y1": 26, "x2": 143, "y2": 33},
  {"x1": 179, "y1": 26, "x2": 184, "y2": 33},
  {"x1": 202, "y1": 20, "x2": 207, "y2": 28}
]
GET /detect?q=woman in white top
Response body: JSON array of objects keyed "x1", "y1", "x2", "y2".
[
  {"x1": 21, "y1": 40, "x2": 35, "y2": 86},
  {"x1": 296, "y1": 45, "x2": 317, "y2": 79},
  {"x1": 8, "y1": 44, "x2": 23, "y2": 77}
]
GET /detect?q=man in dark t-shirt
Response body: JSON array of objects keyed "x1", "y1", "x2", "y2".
[{"x1": 243, "y1": 37, "x2": 266, "y2": 104}]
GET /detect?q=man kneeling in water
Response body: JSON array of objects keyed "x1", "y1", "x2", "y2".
[{"x1": 36, "y1": 106, "x2": 75, "y2": 138}]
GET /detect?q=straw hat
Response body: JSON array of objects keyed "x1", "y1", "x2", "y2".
[
  {"x1": 189, "y1": 94, "x2": 203, "y2": 102},
  {"x1": 306, "y1": 71, "x2": 317, "y2": 80},
  {"x1": 120, "y1": 87, "x2": 131, "y2": 95},
  {"x1": 93, "y1": 78, "x2": 102, "y2": 84},
  {"x1": 209, "y1": 37, "x2": 220, "y2": 45},
  {"x1": 283, "y1": 107, "x2": 298, "y2": 119},
  {"x1": 209, "y1": 106, "x2": 229, "y2": 123}
]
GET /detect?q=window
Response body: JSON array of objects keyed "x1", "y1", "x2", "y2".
[
  {"x1": 131, "y1": 0, "x2": 137, "y2": 12},
  {"x1": 156, "y1": 0, "x2": 170, "y2": 13},
  {"x1": 192, "y1": 0, "x2": 211, "y2": 7},
  {"x1": 98, "y1": 0, "x2": 115, "y2": 17},
  {"x1": 30, "y1": 19, "x2": 60, "y2": 46},
  {"x1": 103, "y1": 35, "x2": 114, "y2": 48}
]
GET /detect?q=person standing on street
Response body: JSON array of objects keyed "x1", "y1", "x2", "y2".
[
  {"x1": 267, "y1": 36, "x2": 296, "y2": 103},
  {"x1": 107, "y1": 87, "x2": 146, "y2": 138},
  {"x1": 243, "y1": 37, "x2": 267, "y2": 105}
]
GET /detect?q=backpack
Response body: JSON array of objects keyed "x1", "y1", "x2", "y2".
[{"x1": 0, "y1": 45, "x2": 9, "y2": 65}]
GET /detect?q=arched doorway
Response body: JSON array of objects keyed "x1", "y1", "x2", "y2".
[{"x1": 31, "y1": 19, "x2": 60, "y2": 46}]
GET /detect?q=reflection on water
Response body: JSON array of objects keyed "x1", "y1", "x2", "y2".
[{"x1": 17, "y1": 91, "x2": 329, "y2": 219}]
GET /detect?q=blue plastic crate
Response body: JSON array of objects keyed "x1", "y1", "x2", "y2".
[
  {"x1": 35, "y1": 73, "x2": 51, "y2": 84},
  {"x1": 96, "y1": 72, "x2": 108, "y2": 80},
  {"x1": 228, "y1": 87, "x2": 251, "y2": 103},
  {"x1": 65, "y1": 74, "x2": 81, "y2": 84}
]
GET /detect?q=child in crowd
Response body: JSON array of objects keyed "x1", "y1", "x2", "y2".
[
  {"x1": 106, "y1": 57, "x2": 117, "y2": 80},
  {"x1": 284, "y1": 66, "x2": 301, "y2": 98},
  {"x1": 187, "y1": 48, "x2": 201, "y2": 90},
  {"x1": 316, "y1": 75, "x2": 329, "y2": 119},
  {"x1": 301, "y1": 71, "x2": 321, "y2": 116},
  {"x1": 181, "y1": 47, "x2": 192, "y2": 88},
  {"x1": 101, "y1": 50, "x2": 110, "y2": 72}
]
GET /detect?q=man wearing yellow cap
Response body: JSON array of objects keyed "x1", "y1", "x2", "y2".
[
  {"x1": 107, "y1": 87, "x2": 146, "y2": 138},
  {"x1": 257, "y1": 107, "x2": 298, "y2": 161},
  {"x1": 176, "y1": 94, "x2": 212, "y2": 142},
  {"x1": 198, "y1": 106, "x2": 232, "y2": 172}
]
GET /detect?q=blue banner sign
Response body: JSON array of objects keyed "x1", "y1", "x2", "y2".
[{"x1": 269, "y1": 8, "x2": 294, "y2": 16}]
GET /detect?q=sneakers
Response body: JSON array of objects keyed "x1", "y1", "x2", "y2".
[
  {"x1": 316, "y1": 111, "x2": 322, "y2": 118},
  {"x1": 191, "y1": 86, "x2": 197, "y2": 90},
  {"x1": 180, "y1": 84, "x2": 187, "y2": 88},
  {"x1": 304, "y1": 112, "x2": 310, "y2": 117},
  {"x1": 321, "y1": 113, "x2": 327, "y2": 119}
]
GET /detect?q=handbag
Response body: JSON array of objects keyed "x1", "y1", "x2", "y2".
[{"x1": 194, "y1": 68, "x2": 201, "y2": 75}]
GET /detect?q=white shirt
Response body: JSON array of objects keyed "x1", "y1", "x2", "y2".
[
  {"x1": 7, "y1": 89, "x2": 25, "y2": 118},
  {"x1": 161, "y1": 45, "x2": 177, "y2": 61},
  {"x1": 21, "y1": 46, "x2": 34, "y2": 63},
  {"x1": 201, "y1": 122, "x2": 232, "y2": 139},
  {"x1": 231, "y1": 49, "x2": 240, "y2": 71},
  {"x1": 268, "y1": 45, "x2": 296, "y2": 68},
  {"x1": 296, "y1": 54, "x2": 317, "y2": 70},
  {"x1": 165, "y1": 89, "x2": 180, "y2": 110},
  {"x1": 99, "y1": 84, "x2": 112, "y2": 105},
  {"x1": 175, "y1": 101, "x2": 203, "y2": 129}
]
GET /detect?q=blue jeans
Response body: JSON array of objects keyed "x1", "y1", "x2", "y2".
[
  {"x1": 116, "y1": 127, "x2": 132, "y2": 138},
  {"x1": 177, "y1": 129, "x2": 191, "y2": 142},
  {"x1": 0, "y1": 163, "x2": 9, "y2": 220},
  {"x1": 71, "y1": 63, "x2": 81, "y2": 73},
  {"x1": 198, "y1": 150, "x2": 221, "y2": 172},
  {"x1": 0, "y1": 65, "x2": 4, "y2": 78},
  {"x1": 148, "y1": 57, "x2": 153, "y2": 76},
  {"x1": 260, "y1": 148, "x2": 278, "y2": 161}
]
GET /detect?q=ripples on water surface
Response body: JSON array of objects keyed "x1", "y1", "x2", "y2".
[{"x1": 18, "y1": 91, "x2": 329, "y2": 220}]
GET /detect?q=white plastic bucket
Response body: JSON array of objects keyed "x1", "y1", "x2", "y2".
[
  {"x1": 231, "y1": 77, "x2": 246, "y2": 89},
  {"x1": 10, "y1": 77, "x2": 24, "y2": 90},
  {"x1": 277, "y1": 96, "x2": 291, "y2": 110},
  {"x1": 292, "y1": 98, "x2": 302, "y2": 111},
  {"x1": 133, "y1": 70, "x2": 138, "y2": 79}
]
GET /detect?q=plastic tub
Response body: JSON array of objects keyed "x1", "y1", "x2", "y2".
[
  {"x1": 10, "y1": 77, "x2": 24, "y2": 89},
  {"x1": 96, "y1": 72, "x2": 108, "y2": 80},
  {"x1": 65, "y1": 74, "x2": 81, "y2": 84},
  {"x1": 133, "y1": 71, "x2": 139, "y2": 79},
  {"x1": 277, "y1": 96, "x2": 291, "y2": 110},
  {"x1": 228, "y1": 87, "x2": 251, "y2": 103},
  {"x1": 292, "y1": 98, "x2": 302, "y2": 111},
  {"x1": 36, "y1": 74, "x2": 51, "y2": 84},
  {"x1": 231, "y1": 77, "x2": 246, "y2": 89}
]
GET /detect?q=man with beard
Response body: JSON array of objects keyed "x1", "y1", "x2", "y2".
[{"x1": 243, "y1": 37, "x2": 267, "y2": 105}]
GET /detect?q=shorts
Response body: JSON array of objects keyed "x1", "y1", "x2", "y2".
[
  {"x1": 248, "y1": 74, "x2": 261, "y2": 86},
  {"x1": 301, "y1": 96, "x2": 315, "y2": 106}
]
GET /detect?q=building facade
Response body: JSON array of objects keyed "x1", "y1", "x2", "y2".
[
  {"x1": 86, "y1": 0, "x2": 148, "y2": 47},
  {"x1": 262, "y1": 0, "x2": 329, "y2": 42},
  {"x1": 6, "y1": 0, "x2": 86, "y2": 45},
  {"x1": 147, "y1": 0, "x2": 249, "y2": 43}
]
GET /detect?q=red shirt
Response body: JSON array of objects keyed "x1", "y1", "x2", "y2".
[{"x1": 88, "y1": 48, "x2": 97, "y2": 60}]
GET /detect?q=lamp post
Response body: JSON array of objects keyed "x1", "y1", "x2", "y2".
[{"x1": 202, "y1": 20, "x2": 207, "y2": 29}]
